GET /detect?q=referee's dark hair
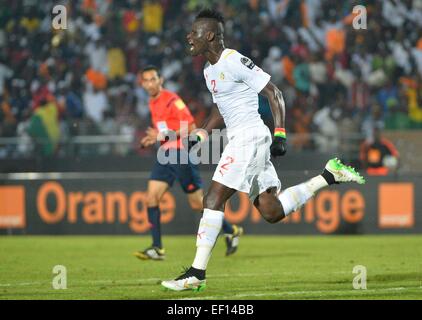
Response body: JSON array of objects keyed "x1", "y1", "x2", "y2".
[{"x1": 141, "y1": 65, "x2": 161, "y2": 76}]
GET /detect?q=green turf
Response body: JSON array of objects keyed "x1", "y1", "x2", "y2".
[{"x1": 0, "y1": 235, "x2": 421, "y2": 299}]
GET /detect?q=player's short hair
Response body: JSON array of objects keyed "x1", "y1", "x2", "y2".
[
  {"x1": 195, "y1": 9, "x2": 225, "y2": 25},
  {"x1": 141, "y1": 65, "x2": 161, "y2": 77}
]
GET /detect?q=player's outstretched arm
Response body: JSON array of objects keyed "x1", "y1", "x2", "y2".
[
  {"x1": 260, "y1": 81, "x2": 287, "y2": 157},
  {"x1": 260, "y1": 81, "x2": 285, "y2": 129}
]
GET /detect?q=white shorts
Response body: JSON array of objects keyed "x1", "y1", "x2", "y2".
[{"x1": 212, "y1": 125, "x2": 281, "y2": 201}]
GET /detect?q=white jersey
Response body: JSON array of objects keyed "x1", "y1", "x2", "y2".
[{"x1": 203, "y1": 48, "x2": 271, "y2": 130}]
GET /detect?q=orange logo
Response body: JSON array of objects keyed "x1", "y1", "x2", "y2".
[
  {"x1": 378, "y1": 183, "x2": 414, "y2": 228},
  {"x1": 36, "y1": 182, "x2": 175, "y2": 233},
  {"x1": 0, "y1": 186, "x2": 26, "y2": 228}
]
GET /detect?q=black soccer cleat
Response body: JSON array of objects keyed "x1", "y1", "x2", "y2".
[
  {"x1": 133, "y1": 246, "x2": 166, "y2": 260},
  {"x1": 225, "y1": 225, "x2": 244, "y2": 256}
]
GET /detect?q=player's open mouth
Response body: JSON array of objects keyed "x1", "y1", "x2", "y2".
[{"x1": 188, "y1": 41, "x2": 194, "y2": 51}]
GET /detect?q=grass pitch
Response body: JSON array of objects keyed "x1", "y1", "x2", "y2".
[{"x1": 0, "y1": 235, "x2": 421, "y2": 300}]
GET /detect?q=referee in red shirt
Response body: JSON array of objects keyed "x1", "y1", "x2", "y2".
[{"x1": 134, "y1": 66, "x2": 243, "y2": 260}]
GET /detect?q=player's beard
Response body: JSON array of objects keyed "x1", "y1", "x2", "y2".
[
  {"x1": 190, "y1": 46, "x2": 198, "y2": 56},
  {"x1": 189, "y1": 43, "x2": 203, "y2": 56}
]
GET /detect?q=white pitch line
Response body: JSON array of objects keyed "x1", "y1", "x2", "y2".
[
  {"x1": 0, "y1": 271, "x2": 357, "y2": 289},
  {"x1": 0, "y1": 282, "x2": 45, "y2": 287},
  {"x1": 0, "y1": 272, "x2": 276, "y2": 288},
  {"x1": 175, "y1": 287, "x2": 418, "y2": 300},
  {"x1": 1, "y1": 277, "x2": 418, "y2": 299},
  {"x1": 0, "y1": 278, "x2": 160, "y2": 288}
]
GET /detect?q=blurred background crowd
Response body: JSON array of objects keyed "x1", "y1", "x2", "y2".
[{"x1": 0, "y1": 0, "x2": 422, "y2": 161}]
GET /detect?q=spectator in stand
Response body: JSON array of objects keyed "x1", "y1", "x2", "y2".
[
  {"x1": 359, "y1": 127, "x2": 399, "y2": 176},
  {"x1": 377, "y1": 79, "x2": 399, "y2": 114},
  {"x1": 349, "y1": 69, "x2": 370, "y2": 113},
  {"x1": 405, "y1": 74, "x2": 422, "y2": 126},
  {"x1": 27, "y1": 97, "x2": 61, "y2": 157},
  {"x1": 143, "y1": 0, "x2": 164, "y2": 33},
  {"x1": 0, "y1": 94, "x2": 16, "y2": 137},
  {"x1": 1, "y1": 0, "x2": 422, "y2": 159}
]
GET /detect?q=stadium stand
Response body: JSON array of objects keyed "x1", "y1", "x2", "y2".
[{"x1": 0, "y1": 0, "x2": 421, "y2": 160}]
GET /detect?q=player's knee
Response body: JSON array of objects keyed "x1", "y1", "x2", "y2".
[
  {"x1": 147, "y1": 199, "x2": 159, "y2": 207},
  {"x1": 258, "y1": 200, "x2": 284, "y2": 224},
  {"x1": 261, "y1": 209, "x2": 282, "y2": 224},
  {"x1": 147, "y1": 193, "x2": 161, "y2": 207}
]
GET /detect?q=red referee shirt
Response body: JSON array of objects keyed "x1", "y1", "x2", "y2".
[{"x1": 149, "y1": 89, "x2": 194, "y2": 149}]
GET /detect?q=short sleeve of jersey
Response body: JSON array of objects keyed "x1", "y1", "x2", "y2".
[
  {"x1": 169, "y1": 96, "x2": 195, "y2": 123},
  {"x1": 228, "y1": 51, "x2": 271, "y2": 93}
]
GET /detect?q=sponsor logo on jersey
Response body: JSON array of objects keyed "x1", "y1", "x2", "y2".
[
  {"x1": 220, "y1": 72, "x2": 225, "y2": 80},
  {"x1": 240, "y1": 57, "x2": 255, "y2": 70},
  {"x1": 174, "y1": 99, "x2": 186, "y2": 110}
]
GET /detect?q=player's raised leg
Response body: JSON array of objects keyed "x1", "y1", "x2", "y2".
[
  {"x1": 134, "y1": 180, "x2": 168, "y2": 260},
  {"x1": 161, "y1": 181, "x2": 236, "y2": 291},
  {"x1": 254, "y1": 158, "x2": 366, "y2": 223}
]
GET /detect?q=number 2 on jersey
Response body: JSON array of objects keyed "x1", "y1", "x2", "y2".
[{"x1": 211, "y1": 79, "x2": 217, "y2": 93}]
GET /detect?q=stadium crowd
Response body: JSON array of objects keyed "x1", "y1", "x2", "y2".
[{"x1": 0, "y1": 0, "x2": 422, "y2": 158}]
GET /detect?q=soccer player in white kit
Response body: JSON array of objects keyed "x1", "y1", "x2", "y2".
[{"x1": 161, "y1": 9, "x2": 365, "y2": 292}]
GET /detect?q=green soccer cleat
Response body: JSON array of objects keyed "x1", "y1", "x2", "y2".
[
  {"x1": 161, "y1": 277, "x2": 206, "y2": 292},
  {"x1": 325, "y1": 158, "x2": 366, "y2": 185},
  {"x1": 134, "y1": 246, "x2": 165, "y2": 261},
  {"x1": 161, "y1": 267, "x2": 206, "y2": 292}
]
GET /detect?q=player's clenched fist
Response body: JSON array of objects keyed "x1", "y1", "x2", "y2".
[{"x1": 270, "y1": 128, "x2": 287, "y2": 157}]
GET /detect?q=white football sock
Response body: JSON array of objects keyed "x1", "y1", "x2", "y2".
[
  {"x1": 278, "y1": 175, "x2": 328, "y2": 216},
  {"x1": 192, "y1": 209, "x2": 224, "y2": 270}
]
